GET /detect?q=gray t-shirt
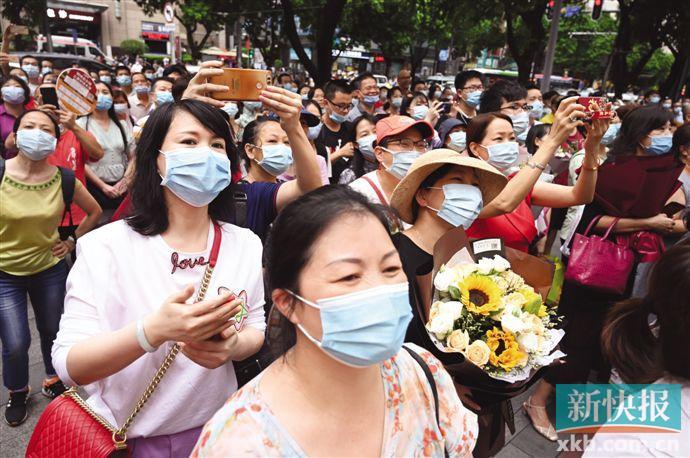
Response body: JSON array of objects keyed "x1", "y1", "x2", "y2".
[{"x1": 77, "y1": 116, "x2": 135, "y2": 183}]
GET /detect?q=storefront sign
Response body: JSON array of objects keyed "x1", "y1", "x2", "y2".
[{"x1": 46, "y1": 8, "x2": 99, "y2": 23}]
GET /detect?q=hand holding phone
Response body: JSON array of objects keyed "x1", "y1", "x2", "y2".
[
  {"x1": 662, "y1": 202, "x2": 685, "y2": 218},
  {"x1": 40, "y1": 86, "x2": 59, "y2": 107},
  {"x1": 207, "y1": 68, "x2": 271, "y2": 101},
  {"x1": 577, "y1": 97, "x2": 613, "y2": 120}
]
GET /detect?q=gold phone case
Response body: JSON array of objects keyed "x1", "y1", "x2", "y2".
[{"x1": 208, "y1": 68, "x2": 271, "y2": 101}]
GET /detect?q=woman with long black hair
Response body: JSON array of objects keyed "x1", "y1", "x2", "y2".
[
  {"x1": 78, "y1": 82, "x2": 135, "y2": 215},
  {"x1": 52, "y1": 99, "x2": 266, "y2": 455}
]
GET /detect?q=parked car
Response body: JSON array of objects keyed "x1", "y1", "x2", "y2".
[
  {"x1": 36, "y1": 35, "x2": 115, "y2": 66},
  {"x1": 9, "y1": 52, "x2": 112, "y2": 73}
]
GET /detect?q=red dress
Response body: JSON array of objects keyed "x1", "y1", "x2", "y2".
[{"x1": 467, "y1": 191, "x2": 537, "y2": 252}]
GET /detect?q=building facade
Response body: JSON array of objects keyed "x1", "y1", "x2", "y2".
[{"x1": 33, "y1": 0, "x2": 217, "y2": 59}]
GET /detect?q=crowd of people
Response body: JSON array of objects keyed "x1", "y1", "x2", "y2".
[{"x1": 1, "y1": 43, "x2": 689, "y2": 457}]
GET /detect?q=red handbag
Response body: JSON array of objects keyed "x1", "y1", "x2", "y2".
[
  {"x1": 564, "y1": 216, "x2": 635, "y2": 295},
  {"x1": 26, "y1": 224, "x2": 223, "y2": 457}
]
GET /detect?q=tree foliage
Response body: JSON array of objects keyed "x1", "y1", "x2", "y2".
[
  {"x1": 133, "y1": 0, "x2": 230, "y2": 61},
  {"x1": 120, "y1": 39, "x2": 148, "y2": 58}
]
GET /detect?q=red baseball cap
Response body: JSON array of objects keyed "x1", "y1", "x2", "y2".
[{"x1": 375, "y1": 115, "x2": 434, "y2": 145}]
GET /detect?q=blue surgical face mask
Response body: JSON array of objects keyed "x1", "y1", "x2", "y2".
[
  {"x1": 363, "y1": 95, "x2": 379, "y2": 105},
  {"x1": 96, "y1": 94, "x2": 113, "y2": 111},
  {"x1": 357, "y1": 133, "x2": 377, "y2": 162},
  {"x1": 465, "y1": 90, "x2": 483, "y2": 108},
  {"x1": 434, "y1": 90, "x2": 442, "y2": 99},
  {"x1": 116, "y1": 75, "x2": 132, "y2": 86},
  {"x1": 41, "y1": 66, "x2": 53, "y2": 76},
  {"x1": 411, "y1": 105, "x2": 428, "y2": 120},
  {"x1": 448, "y1": 131, "x2": 466, "y2": 152},
  {"x1": 649, "y1": 95, "x2": 661, "y2": 104},
  {"x1": 643, "y1": 135, "x2": 673, "y2": 155},
  {"x1": 156, "y1": 91, "x2": 174, "y2": 105},
  {"x1": 283, "y1": 83, "x2": 297, "y2": 92},
  {"x1": 256, "y1": 144, "x2": 293, "y2": 176},
  {"x1": 482, "y1": 141, "x2": 519, "y2": 170},
  {"x1": 601, "y1": 123, "x2": 620, "y2": 146},
  {"x1": 290, "y1": 283, "x2": 412, "y2": 367},
  {"x1": 391, "y1": 97, "x2": 403, "y2": 108},
  {"x1": 301, "y1": 93, "x2": 309, "y2": 100},
  {"x1": 329, "y1": 111, "x2": 348, "y2": 124},
  {"x1": 222, "y1": 102, "x2": 239, "y2": 118},
  {"x1": 662, "y1": 103, "x2": 672, "y2": 110},
  {"x1": 100, "y1": 75, "x2": 112, "y2": 85},
  {"x1": 22, "y1": 64, "x2": 39, "y2": 79},
  {"x1": 145, "y1": 73, "x2": 155, "y2": 81},
  {"x1": 244, "y1": 101, "x2": 262, "y2": 111},
  {"x1": 382, "y1": 148, "x2": 420, "y2": 180},
  {"x1": 510, "y1": 112, "x2": 530, "y2": 137},
  {"x1": 134, "y1": 85, "x2": 150, "y2": 95},
  {"x1": 307, "y1": 123, "x2": 323, "y2": 140},
  {"x1": 427, "y1": 183, "x2": 484, "y2": 229},
  {"x1": 1, "y1": 86, "x2": 26, "y2": 104},
  {"x1": 160, "y1": 146, "x2": 231, "y2": 207},
  {"x1": 16, "y1": 128, "x2": 57, "y2": 161},
  {"x1": 530, "y1": 100, "x2": 544, "y2": 119}
]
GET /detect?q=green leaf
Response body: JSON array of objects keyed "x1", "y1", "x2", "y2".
[
  {"x1": 448, "y1": 285, "x2": 461, "y2": 300},
  {"x1": 523, "y1": 296, "x2": 542, "y2": 315}
]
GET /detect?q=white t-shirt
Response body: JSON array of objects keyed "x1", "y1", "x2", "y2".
[
  {"x1": 52, "y1": 220, "x2": 266, "y2": 438},
  {"x1": 350, "y1": 170, "x2": 389, "y2": 205},
  {"x1": 77, "y1": 116, "x2": 135, "y2": 183},
  {"x1": 350, "y1": 171, "x2": 411, "y2": 230}
]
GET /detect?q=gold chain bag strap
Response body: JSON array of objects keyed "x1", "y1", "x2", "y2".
[{"x1": 26, "y1": 223, "x2": 223, "y2": 457}]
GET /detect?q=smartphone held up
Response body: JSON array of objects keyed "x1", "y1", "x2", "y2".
[{"x1": 207, "y1": 68, "x2": 271, "y2": 101}]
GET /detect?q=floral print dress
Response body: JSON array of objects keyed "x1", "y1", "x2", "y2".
[{"x1": 192, "y1": 344, "x2": 478, "y2": 457}]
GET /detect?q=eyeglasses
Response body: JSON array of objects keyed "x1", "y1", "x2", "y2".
[
  {"x1": 500, "y1": 103, "x2": 533, "y2": 113},
  {"x1": 385, "y1": 138, "x2": 430, "y2": 152},
  {"x1": 462, "y1": 85, "x2": 484, "y2": 92},
  {"x1": 326, "y1": 98, "x2": 354, "y2": 111}
]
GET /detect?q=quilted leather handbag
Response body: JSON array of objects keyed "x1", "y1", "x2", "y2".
[
  {"x1": 26, "y1": 224, "x2": 223, "y2": 457},
  {"x1": 564, "y1": 216, "x2": 635, "y2": 295}
]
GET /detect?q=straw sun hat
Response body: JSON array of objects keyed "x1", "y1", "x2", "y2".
[{"x1": 390, "y1": 148, "x2": 508, "y2": 224}]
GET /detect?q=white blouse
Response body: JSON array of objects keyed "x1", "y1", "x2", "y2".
[{"x1": 52, "y1": 220, "x2": 266, "y2": 438}]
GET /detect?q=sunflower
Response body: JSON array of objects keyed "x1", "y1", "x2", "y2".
[
  {"x1": 485, "y1": 327, "x2": 527, "y2": 372},
  {"x1": 459, "y1": 274, "x2": 503, "y2": 316}
]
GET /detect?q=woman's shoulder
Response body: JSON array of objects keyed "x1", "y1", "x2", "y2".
[
  {"x1": 77, "y1": 220, "x2": 144, "y2": 252},
  {"x1": 218, "y1": 221, "x2": 262, "y2": 248}
]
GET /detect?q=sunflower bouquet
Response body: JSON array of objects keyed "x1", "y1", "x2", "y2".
[{"x1": 426, "y1": 254, "x2": 565, "y2": 383}]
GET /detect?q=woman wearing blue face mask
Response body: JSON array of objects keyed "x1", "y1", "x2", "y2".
[
  {"x1": 1, "y1": 76, "x2": 30, "y2": 159},
  {"x1": 464, "y1": 100, "x2": 603, "y2": 253},
  {"x1": 79, "y1": 82, "x2": 135, "y2": 220},
  {"x1": 389, "y1": 150, "x2": 509, "y2": 456},
  {"x1": 193, "y1": 185, "x2": 478, "y2": 457},
  {"x1": 50, "y1": 100, "x2": 266, "y2": 455},
  {"x1": 338, "y1": 114, "x2": 379, "y2": 185},
  {"x1": 524, "y1": 105, "x2": 687, "y2": 444},
  {"x1": 1, "y1": 110, "x2": 101, "y2": 426},
  {"x1": 401, "y1": 92, "x2": 441, "y2": 127}
]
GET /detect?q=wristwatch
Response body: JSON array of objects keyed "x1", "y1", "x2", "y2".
[{"x1": 526, "y1": 160, "x2": 546, "y2": 171}]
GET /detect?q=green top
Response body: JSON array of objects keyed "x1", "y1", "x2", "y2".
[{"x1": 0, "y1": 169, "x2": 78, "y2": 276}]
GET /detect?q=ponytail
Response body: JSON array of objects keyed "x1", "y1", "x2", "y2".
[{"x1": 601, "y1": 297, "x2": 662, "y2": 384}]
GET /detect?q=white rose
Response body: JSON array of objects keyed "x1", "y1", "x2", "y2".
[
  {"x1": 517, "y1": 332, "x2": 540, "y2": 353},
  {"x1": 454, "y1": 263, "x2": 478, "y2": 281},
  {"x1": 501, "y1": 313, "x2": 527, "y2": 334},
  {"x1": 438, "y1": 300, "x2": 463, "y2": 320},
  {"x1": 520, "y1": 312, "x2": 545, "y2": 335},
  {"x1": 434, "y1": 267, "x2": 454, "y2": 292},
  {"x1": 477, "y1": 257, "x2": 494, "y2": 275},
  {"x1": 446, "y1": 329, "x2": 470, "y2": 352},
  {"x1": 427, "y1": 313, "x2": 454, "y2": 338},
  {"x1": 492, "y1": 255, "x2": 511, "y2": 272},
  {"x1": 464, "y1": 340, "x2": 491, "y2": 367}
]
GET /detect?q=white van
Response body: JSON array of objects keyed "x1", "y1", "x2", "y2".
[{"x1": 36, "y1": 35, "x2": 115, "y2": 65}]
